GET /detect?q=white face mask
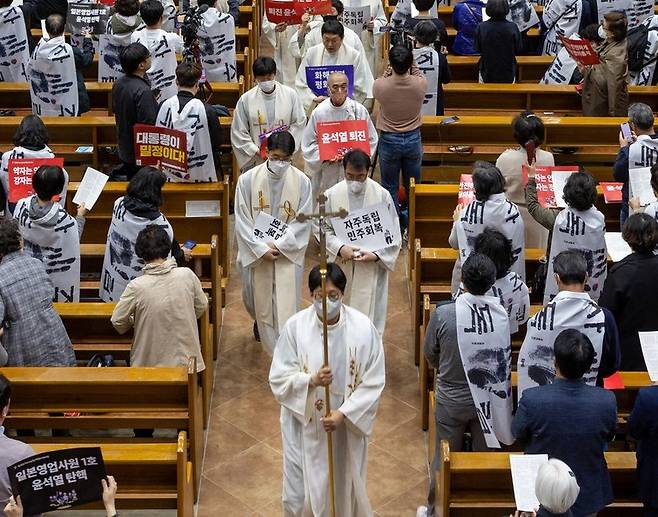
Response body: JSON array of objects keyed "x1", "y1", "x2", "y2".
[
  {"x1": 598, "y1": 25, "x2": 606, "y2": 40},
  {"x1": 347, "y1": 179, "x2": 366, "y2": 195},
  {"x1": 314, "y1": 298, "x2": 342, "y2": 320},
  {"x1": 267, "y1": 159, "x2": 289, "y2": 175},
  {"x1": 258, "y1": 80, "x2": 276, "y2": 93}
]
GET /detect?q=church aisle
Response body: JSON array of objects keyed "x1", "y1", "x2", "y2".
[{"x1": 197, "y1": 248, "x2": 429, "y2": 515}]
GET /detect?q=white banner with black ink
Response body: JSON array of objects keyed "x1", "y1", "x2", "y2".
[
  {"x1": 455, "y1": 291, "x2": 514, "y2": 449},
  {"x1": 343, "y1": 5, "x2": 370, "y2": 35},
  {"x1": 413, "y1": 46, "x2": 439, "y2": 116},
  {"x1": 517, "y1": 291, "x2": 605, "y2": 401},
  {"x1": 541, "y1": 33, "x2": 579, "y2": 84},
  {"x1": 508, "y1": 0, "x2": 540, "y2": 32},
  {"x1": 542, "y1": 0, "x2": 582, "y2": 56},
  {"x1": 98, "y1": 33, "x2": 130, "y2": 82},
  {"x1": 0, "y1": 6, "x2": 29, "y2": 82},
  {"x1": 28, "y1": 36, "x2": 79, "y2": 116},
  {"x1": 596, "y1": 0, "x2": 632, "y2": 23},
  {"x1": 199, "y1": 10, "x2": 237, "y2": 82}
]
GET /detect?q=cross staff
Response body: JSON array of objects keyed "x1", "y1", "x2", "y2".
[{"x1": 296, "y1": 193, "x2": 348, "y2": 517}]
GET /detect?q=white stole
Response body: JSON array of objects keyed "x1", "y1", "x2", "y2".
[
  {"x1": 517, "y1": 291, "x2": 605, "y2": 400},
  {"x1": 543, "y1": 206, "x2": 607, "y2": 304},
  {"x1": 28, "y1": 36, "x2": 79, "y2": 116},
  {"x1": 199, "y1": 9, "x2": 237, "y2": 82},
  {"x1": 629, "y1": 134, "x2": 658, "y2": 169},
  {"x1": 0, "y1": 6, "x2": 28, "y2": 82},
  {"x1": 629, "y1": 16, "x2": 658, "y2": 86},
  {"x1": 14, "y1": 196, "x2": 81, "y2": 302},
  {"x1": 156, "y1": 95, "x2": 217, "y2": 182},
  {"x1": 542, "y1": 0, "x2": 582, "y2": 56},
  {"x1": 250, "y1": 165, "x2": 301, "y2": 329},
  {"x1": 455, "y1": 292, "x2": 514, "y2": 449}
]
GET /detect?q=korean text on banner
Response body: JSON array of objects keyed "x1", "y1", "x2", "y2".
[
  {"x1": 331, "y1": 202, "x2": 396, "y2": 252},
  {"x1": 293, "y1": 0, "x2": 333, "y2": 16},
  {"x1": 534, "y1": 166, "x2": 577, "y2": 208},
  {"x1": 8, "y1": 158, "x2": 64, "y2": 203},
  {"x1": 559, "y1": 37, "x2": 601, "y2": 66},
  {"x1": 600, "y1": 182, "x2": 623, "y2": 203},
  {"x1": 134, "y1": 124, "x2": 188, "y2": 176},
  {"x1": 316, "y1": 119, "x2": 370, "y2": 161},
  {"x1": 265, "y1": 0, "x2": 303, "y2": 24},
  {"x1": 458, "y1": 174, "x2": 475, "y2": 206},
  {"x1": 305, "y1": 64, "x2": 354, "y2": 97},
  {"x1": 253, "y1": 211, "x2": 292, "y2": 243}
]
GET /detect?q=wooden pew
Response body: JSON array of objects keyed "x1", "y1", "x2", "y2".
[
  {"x1": 0, "y1": 362, "x2": 204, "y2": 499},
  {"x1": 447, "y1": 55, "x2": 554, "y2": 82},
  {"x1": 31, "y1": 431, "x2": 194, "y2": 516},
  {"x1": 433, "y1": 436, "x2": 640, "y2": 517}
]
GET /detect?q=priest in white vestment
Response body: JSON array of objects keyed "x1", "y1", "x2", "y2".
[
  {"x1": 231, "y1": 56, "x2": 307, "y2": 172},
  {"x1": 262, "y1": 7, "x2": 308, "y2": 88},
  {"x1": 320, "y1": 149, "x2": 400, "y2": 336},
  {"x1": 270, "y1": 262, "x2": 385, "y2": 517},
  {"x1": 234, "y1": 131, "x2": 313, "y2": 354},
  {"x1": 302, "y1": 71, "x2": 378, "y2": 202},
  {"x1": 295, "y1": 19, "x2": 374, "y2": 114},
  {"x1": 341, "y1": 0, "x2": 387, "y2": 76}
]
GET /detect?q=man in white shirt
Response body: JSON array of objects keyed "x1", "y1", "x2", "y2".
[
  {"x1": 295, "y1": 19, "x2": 374, "y2": 114},
  {"x1": 231, "y1": 56, "x2": 307, "y2": 172},
  {"x1": 131, "y1": 0, "x2": 182, "y2": 102},
  {"x1": 341, "y1": 0, "x2": 387, "y2": 76},
  {"x1": 302, "y1": 71, "x2": 377, "y2": 202}
]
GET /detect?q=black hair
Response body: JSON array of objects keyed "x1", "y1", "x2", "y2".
[
  {"x1": 267, "y1": 131, "x2": 295, "y2": 156},
  {"x1": 343, "y1": 149, "x2": 371, "y2": 171},
  {"x1": 126, "y1": 166, "x2": 166, "y2": 207},
  {"x1": 119, "y1": 42, "x2": 150, "y2": 75},
  {"x1": 554, "y1": 329, "x2": 594, "y2": 380},
  {"x1": 135, "y1": 225, "x2": 172, "y2": 262},
  {"x1": 553, "y1": 249, "x2": 587, "y2": 285},
  {"x1": 389, "y1": 45, "x2": 413, "y2": 75},
  {"x1": 473, "y1": 227, "x2": 514, "y2": 279},
  {"x1": 414, "y1": 20, "x2": 438, "y2": 46},
  {"x1": 462, "y1": 253, "x2": 496, "y2": 295},
  {"x1": 0, "y1": 374, "x2": 10, "y2": 412},
  {"x1": 473, "y1": 164, "x2": 505, "y2": 201},
  {"x1": 512, "y1": 111, "x2": 545, "y2": 147},
  {"x1": 331, "y1": 0, "x2": 344, "y2": 15},
  {"x1": 32, "y1": 166, "x2": 65, "y2": 201},
  {"x1": 604, "y1": 11, "x2": 627, "y2": 42},
  {"x1": 114, "y1": 0, "x2": 140, "y2": 16},
  {"x1": 580, "y1": 23, "x2": 604, "y2": 44},
  {"x1": 13, "y1": 115, "x2": 49, "y2": 149},
  {"x1": 321, "y1": 19, "x2": 344, "y2": 39},
  {"x1": 253, "y1": 56, "x2": 277, "y2": 77},
  {"x1": 139, "y1": 0, "x2": 164, "y2": 26},
  {"x1": 45, "y1": 14, "x2": 65, "y2": 37},
  {"x1": 413, "y1": 0, "x2": 435, "y2": 11},
  {"x1": 198, "y1": 0, "x2": 215, "y2": 7},
  {"x1": 176, "y1": 61, "x2": 202, "y2": 87},
  {"x1": 308, "y1": 262, "x2": 347, "y2": 293},
  {"x1": 485, "y1": 0, "x2": 510, "y2": 20},
  {"x1": 0, "y1": 218, "x2": 22, "y2": 258},
  {"x1": 562, "y1": 172, "x2": 597, "y2": 211},
  {"x1": 623, "y1": 213, "x2": 658, "y2": 253}
]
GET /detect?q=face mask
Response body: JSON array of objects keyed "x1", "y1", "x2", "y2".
[
  {"x1": 598, "y1": 25, "x2": 606, "y2": 39},
  {"x1": 347, "y1": 180, "x2": 366, "y2": 195},
  {"x1": 267, "y1": 159, "x2": 289, "y2": 175},
  {"x1": 258, "y1": 80, "x2": 275, "y2": 93},
  {"x1": 314, "y1": 298, "x2": 342, "y2": 320}
]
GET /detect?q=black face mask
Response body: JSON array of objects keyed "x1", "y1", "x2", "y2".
[{"x1": 322, "y1": 15, "x2": 339, "y2": 21}]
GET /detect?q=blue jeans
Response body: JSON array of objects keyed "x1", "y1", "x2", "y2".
[{"x1": 378, "y1": 128, "x2": 423, "y2": 221}]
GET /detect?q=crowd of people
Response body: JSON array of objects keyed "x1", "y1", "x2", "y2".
[{"x1": 0, "y1": 0, "x2": 656, "y2": 515}]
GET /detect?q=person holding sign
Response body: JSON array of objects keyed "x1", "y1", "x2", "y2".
[
  {"x1": 319, "y1": 149, "x2": 401, "y2": 336},
  {"x1": 231, "y1": 57, "x2": 307, "y2": 172},
  {"x1": 513, "y1": 329, "x2": 617, "y2": 517},
  {"x1": 234, "y1": 131, "x2": 312, "y2": 354},
  {"x1": 417, "y1": 253, "x2": 514, "y2": 517},
  {"x1": 302, "y1": 71, "x2": 377, "y2": 202},
  {"x1": 630, "y1": 164, "x2": 658, "y2": 220},
  {"x1": 269, "y1": 263, "x2": 385, "y2": 517},
  {"x1": 295, "y1": 19, "x2": 374, "y2": 114},
  {"x1": 262, "y1": 1, "x2": 306, "y2": 88},
  {"x1": 600, "y1": 213, "x2": 658, "y2": 371},
  {"x1": 581, "y1": 11, "x2": 629, "y2": 116},
  {"x1": 13, "y1": 166, "x2": 88, "y2": 303}
]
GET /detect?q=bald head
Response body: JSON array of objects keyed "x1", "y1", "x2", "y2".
[
  {"x1": 45, "y1": 14, "x2": 65, "y2": 38},
  {"x1": 327, "y1": 71, "x2": 349, "y2": 106}
]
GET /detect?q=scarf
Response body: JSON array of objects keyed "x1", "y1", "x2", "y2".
[
  {"x1": 0, "y1": 6, "x2": 29, "y2": 82},
  {"x1": 199, "y1": 8, "x2": 237, "y2": 82},
  {"x1": 413, "y1": 46, "x2": 440, "y2": 115}
]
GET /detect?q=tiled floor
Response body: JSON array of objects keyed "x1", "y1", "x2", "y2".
[{"x1": 197, "y1": 248, "x2": 429, "y2": 516}]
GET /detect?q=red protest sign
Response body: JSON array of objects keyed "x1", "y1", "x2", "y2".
[
  {"x1": 317, "y1": 119, "x2": 370, "y2": 161},
  {"x1": 294, "y1": 0, "x2": 333, "y2": 16},
  {"x1": 603, "y1": 371, "x2": 625, "y2": 390},
  {"x1": 266, "y1": 0, "x2": 303, "y2": 24},
  {"x1": 559, "y1": 36, "x2": 601, "y2": 66},
  {"x1": 134, "y1": 125, "x2": 188, "y2": 178},
  {"x1": 8, "y1": 158, "x2": 64, "y2": 203},
  {"x1": 535, "y1": 166, "x2": 578, "y2": 208},
  {"x1": 600, "y1": 182, "x2": 623, "y2": 203},
  {"x1": 458, "y1": 174, "x2": 474, "y2": 206}
]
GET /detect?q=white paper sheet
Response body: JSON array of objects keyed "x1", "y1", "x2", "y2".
[
  {"x1": 639, "y1": 331, "x2": 658, "y2": 381},
  {"x1": 185, "y1": 200, "x2": 220, "y2": 217},
  {"x1": 629, "y1": 167, "x2": 657, "y2": 207},
  {"x1": 330, "y1": 202, "x2": 396, "y2": 252},
  {"x1": 71, "y1": 167, "x2": 108, "y2": 210},
  {"x1": 510, "y1": 454, "x2": 549, "y2": 512},
  {"x1": 252, "y1": 211, "x2": 291, "y2": 243},
  {"x1": 551, "y1": 170, "x2": 574, "y2": 208},
  {"x1": 605, "y1": 232, "x2": 633, "y2": 262},
  {"x1": 343, "y1": 5, "x2": 370, "y2": 35}
]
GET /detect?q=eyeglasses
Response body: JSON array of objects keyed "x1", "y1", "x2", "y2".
[
  {"x1": 329, "y1": 85, "x2": 348, "y2": 93},
  {"x1": 312, "y1": 291, "x2": 341, "y2": 302}
]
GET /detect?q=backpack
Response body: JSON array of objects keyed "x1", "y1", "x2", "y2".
[{"x1": 628, "y1": 23, "x2": 649, "y2": 72}]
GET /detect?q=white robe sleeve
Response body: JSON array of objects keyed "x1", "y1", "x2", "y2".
[
  {"x1": 269, "y1": 318, "x2": 315, "y2": 424},
  {"x1": 262, "y1": 13, "x2": 277, "y2": 48},
  {"x1": 288, "y1": 27, "x2": 305, "y2": 59},
  {"x1": 352, "y1": 50, "x2": 374, "y2": 103},
  {"x1": 373, "y1": 190, "x2": 401, "y2": 272},
  {"x1": 338, "y1": 324, "x2": 385, "y2": 437},
  {"x1": 234, "y1": 174, "x2": 271, "y2": 267},
  {"x1": 288, "y1": 90, "x2": 308, "y2": 155},
  {"x1": 321, "y1": 192, "x2": 344, "y2": 260},
  {"x1": 275, "y1": 176, "x2": 313, "y2": 265},
  {"x1": 301, "y1": 110, "x2": 322, "y2": 173},
  {"x1": 230, "y1": 95, "x2": 260, "y2": 169},
  {"x1": 295, "y1": 49, "x2": 320, "y2": 113}
]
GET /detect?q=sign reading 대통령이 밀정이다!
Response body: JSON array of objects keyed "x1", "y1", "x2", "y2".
[
  {"x1": 134, "y1": 125, "x2": 188, "y2": 178},
  {"x1": 559, "y1": 36, "x2": 601, "y2": 66},
  {"x1": 305, "y1": 65, "x2": 354, "y2": 97},
  {"x1": 316, "y1": 120, "x2": 370, "y2": 161},
  {"x1": 8, "y1": 447, "x2": 107, "y2": 515},
  {"x1": 8, "y1": 157, "x2": 64, "y2": 203},
  {"x1": 331, "y1": 202, "x2": 396, "y2": 252}
]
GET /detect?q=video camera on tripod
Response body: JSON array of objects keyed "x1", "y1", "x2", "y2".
[{"x1": 180, "y1": 3, "x2": 209, "y2": 63}]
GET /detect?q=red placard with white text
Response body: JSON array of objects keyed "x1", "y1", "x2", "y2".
[
  {"x1": 600, "y1": 182, "x2": 623, "y2": 203},
  {"x1": 8, "y1": 158, "x2": 64, "y2": 203},
  {"x1": 294, "y1": 0, "x2": 333, "y2": 16},
  {"x1": 535, "y1": 166, "x2": 578, "y2": 208},
  {"x1": 458, "y1": 174, "x2": 475, "y2": 206},
  {"x1": 317, "y1": 120, "x2": 370, "y2": 161},
  {"x1": 559, "y1": 36, "x2": 601, "y2": 66},
  {"x1": 265, "y1": 0, "x2": 302, "y2": 24}
]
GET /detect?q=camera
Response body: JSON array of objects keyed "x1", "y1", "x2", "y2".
[{"x1": 180, "y1": 4, "x2": 209, "y2": 62}]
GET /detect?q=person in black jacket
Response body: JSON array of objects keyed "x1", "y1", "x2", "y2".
[
  {"x1": 475, "y1": 0, "x2": 521, "y2": 83},
  {"x1": 403, "y1": 0, "x2": 448, "y2": 48},
  {"x1": 111, "y1": 43, "x2": 158, "y2": 180},
  {"x1": 72, "y1": 33, "x2": 95, "y2": 115},
  {"x1": 629, "y1": 385, "x2": 658, "y2": 517}
]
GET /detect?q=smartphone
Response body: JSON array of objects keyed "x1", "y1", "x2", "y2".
[
  {"x1": 524, "y1": 140, "x2": 536, "y2": 165},
  {"x1": 440, "y1": 115, "x2": 460, "y2": 125},
  {"x1": 184, "y1": 240, "x2": 197, "y2": 250},
  {"x1": 621, "y1": 122, "x2": 633, "y2": 143}
]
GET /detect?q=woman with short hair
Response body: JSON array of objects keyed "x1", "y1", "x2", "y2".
[{"x1": 475, "y1": 0, "x2": 521, "y2": 83}]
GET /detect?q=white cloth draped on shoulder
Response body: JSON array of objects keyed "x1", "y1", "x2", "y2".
[
  {"x1": 199, "y1": 9, "x2": 237, "y2": 82},
  {"x1": 541, "y1": 0, "x2": 582, "y2": 56},
  {"x1": 629, "y1": 15, "x2": 658, "y2": 86},
  {"x1": 130, "y1": 28, "x2": 181, "y2": 102},
  {"x1": 288, "y1": 20, "x2": 366, "y2": 62},
  {"x1": 0, "y1": 6, "x2": 29, "y2": 82}
]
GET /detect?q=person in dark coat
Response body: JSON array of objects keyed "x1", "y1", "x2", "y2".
[
  {"x1": 629, "y1": 385, "x2": 658, "y2": 517},
  {"x1": 72, "y1": 34, "x2": 95, "y2": 115},
  {"x1": 475, "y1": 0, "x2": 521, "y2": 83},
  {"x1": 512, "y1": 329, "x2": 617, "y2": 517},
  {"x1": 599, "y1": 213, "x2": 658, "y2": 371}
]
